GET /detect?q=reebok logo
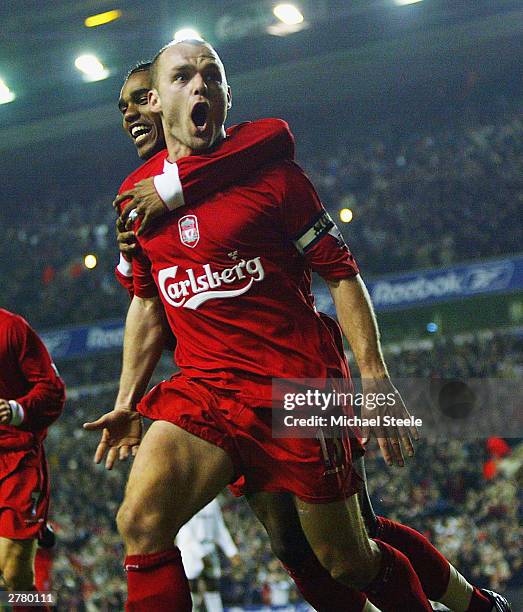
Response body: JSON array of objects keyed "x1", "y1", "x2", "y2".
[{"x1": 158, "y1": 257, "x2": 265, "y2": 310}]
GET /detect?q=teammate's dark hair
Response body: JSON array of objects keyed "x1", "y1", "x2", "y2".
[{"x1": 125, "y1": 61, "x2": 153, "y2": 81}]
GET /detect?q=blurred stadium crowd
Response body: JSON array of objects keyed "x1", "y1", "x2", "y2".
[
  {"x1": 2, "y1": 85, "x2": 521, "y2": 608},
  {"x1": 42, "y1": 330, "x2": 522, "y2": 610},
  {"x1": 2, "y1": 98, "x2": 522, "y2": 329}
]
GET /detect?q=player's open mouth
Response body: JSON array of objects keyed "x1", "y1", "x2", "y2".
[
  {"x1": 191, "y1": 103, "x2": 209, "y2": 132},
  {"x1": 130, "y1": 123, "x2": 152, "y2": 145}
]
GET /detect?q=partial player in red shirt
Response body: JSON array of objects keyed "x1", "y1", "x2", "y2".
[
  {"x1": 89, "y1": 45, "x2": 508, "y2": 610},
  {"x1": 112, "y1": 61, "x2": 296, "y2": 299},
  {"x1": 0, "y1": 309, "x2": 65, "y2": 608}
]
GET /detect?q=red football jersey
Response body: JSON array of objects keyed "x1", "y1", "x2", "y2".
[
  {"x1": 0, "y1": 309, "x2": 65, "y2": 450},
  {"x1": 124, "y1": 152, "x2": 359, "y2": 404},
  {"x1": 115, "y1": 118, "x2": 295, "y2": 296}
]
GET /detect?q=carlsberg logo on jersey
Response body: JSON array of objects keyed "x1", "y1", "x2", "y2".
[{"x1": 158, "y1": 257, "x2": 265, "y2": 310}]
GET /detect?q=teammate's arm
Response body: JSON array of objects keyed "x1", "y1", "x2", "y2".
[
  {"x1": 83, "y1": 294, "x2": 167, "y2": 469},
  {"x1": 0, "y1": 317, "x2": 65, "y2": 430},
  {"x1": 116, "y1": 118, "x2": 295, "y2": 235}
]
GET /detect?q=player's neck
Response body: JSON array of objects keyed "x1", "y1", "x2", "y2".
[{"x1": 165, "y1": 137, "x2": 193, "y2": 163}]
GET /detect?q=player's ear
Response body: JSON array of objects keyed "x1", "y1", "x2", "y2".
[
  {"x1": 226, "y1": 85, "x2": 232, "y2": 110},
  {"x1": 149, "y1": 89, "x2": 161, "y2": 113}
]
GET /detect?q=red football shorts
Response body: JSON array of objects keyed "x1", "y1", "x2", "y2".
[
  {"x1": 138, "y1": 373, "x2": 364, "y2": 503},
  {"x1": 0, "y1": 447, "x2": 49, "y2": 539}
]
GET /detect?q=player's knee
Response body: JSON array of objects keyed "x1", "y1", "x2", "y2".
[
  {"x1": 267, "y1": 528, "x2": 311, "y2": 566},
  {"x1": 117, "y1": 500, "x2": 167, "y2": 548},
  {"x1": 314, "y1": 542, "x2": 379, "y2": 590}
]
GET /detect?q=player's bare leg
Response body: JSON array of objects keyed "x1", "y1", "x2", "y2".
[
  {"x1": 116, "y1": 420, "x2": 234, "y2": 610},
  {"x1": 248, "y1": 491, "x2": 379, "y2": 611},
  {"x1": 295, "y1": 493, "x2": 433, "y2": 611},
  {"x1": 0, "y1": 537, "x2": 37, "y2": 590}
]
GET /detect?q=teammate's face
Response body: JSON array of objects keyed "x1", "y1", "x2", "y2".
[
  {"x1": 150, "y1": 43, "x2": 231, "y2": 152},
  {"x1": 118, "y1": 70, "x2": 165, "y2": 160}
]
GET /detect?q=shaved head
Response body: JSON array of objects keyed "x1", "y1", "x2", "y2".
[{"x1": 150, "y1": 39, "x2": 225, "y2": 89}]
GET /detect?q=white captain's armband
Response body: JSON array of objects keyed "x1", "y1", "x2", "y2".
[{"x1": 292, "y1": 210, "x2": 345, "y2": 255}]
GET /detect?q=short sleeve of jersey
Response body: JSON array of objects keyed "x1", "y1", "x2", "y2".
[
  {"x1": 132, "y1": 249, "x2": 158, "y2": 298},
  {"x1": 114, "y1": 176, "x2": 158, "y2": 298},
  {"x1": 281, "y1": 162, "x2": 359, "y2": 280}
]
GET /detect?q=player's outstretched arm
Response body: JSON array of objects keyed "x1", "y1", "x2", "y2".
[
  {"x1": 327, "y1": 275, "x2": 419, "y2": 467},
  {"x1": 83, "y1": 295, "x2": 166, "y2": 469},
  {"x1": 115, "y1": 118, "x2": 294, "y2": 235}
]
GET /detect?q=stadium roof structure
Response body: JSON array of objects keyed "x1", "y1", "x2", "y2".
[{"x1": 1, "y1": 0, "x2": 522, "y2": 155}]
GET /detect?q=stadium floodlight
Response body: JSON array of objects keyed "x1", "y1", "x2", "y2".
[
  {"x1": 0, "y1": 78, "x2": 15, "y2": 104},
  {"x1": 339, "y1": 208, "x2": 354, "y2": 223},
  {"x1": 84, "y1": 9, "x2": 122, "y2": 28},
  {"x1": 74, "y1": 54, "x2": 110, "y2": 82},
  {"x1": 84, "y1": 254, "x2": 98, "y2": 269},
  {"x1": 393, "y1": 0, "x2": 423, "y2": 5},
  {"x1": 173, "y1": 28, "x2": 203, "y2": 43},
  {"x1": 273, "y1": 3, "x2": 304, "y2": 25}
]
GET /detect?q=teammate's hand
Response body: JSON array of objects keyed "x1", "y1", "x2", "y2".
[
  {"x1": 0, "y1": 399, "x2": 12, "y2": 424},
  {"x1": 83, "y1": 409, "x2": 143, "y2": 470},
  {"x1": 116, "y1": 217, "x2": 138, "y2": 256},
  {"x1": 360, "y1": 377, "x2": 419, "y2": 467},
  {"x1": 113, "y1": 177, "x2": 169, "y2": 236}
]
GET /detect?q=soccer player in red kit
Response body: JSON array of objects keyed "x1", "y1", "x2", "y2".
[
  {"x1": 90, "y1": 47, "x2": 512, "y2": 610},
  {"x1": 0, "y1": 309, "x2": 65, "y2": 609}
]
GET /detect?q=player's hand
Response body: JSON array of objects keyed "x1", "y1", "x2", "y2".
[
  {"x1": 116, "y1": 217, "x2": 138, "y2": 256},
  {"x1": 0, "y1": 399, "x2": 12, "y2": 424},
  {"x1": 360, "y1": 377, "x2": 419, "y2": 467},
  {"x1": 113, "y1": 177, "x2": 169, "y2": 236},
  {"x1": 230, "y1": 554, "x2": 242, "y2": 569},
  {"x1": 83, "y1": 409, "x2": 142, "y2": 470}
]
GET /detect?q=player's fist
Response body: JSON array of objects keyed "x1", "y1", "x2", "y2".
[
  {"x1": 0, "y1": 399, "x2": 12, "y2": 424},
  {"x1": 83, "y1": 409, "x2": 142, "y2": 470}
]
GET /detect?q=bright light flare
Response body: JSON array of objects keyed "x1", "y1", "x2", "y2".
[
  {"x1": 393, "y1": 0, "x2": 423, "y2": 5},
  {"x1": 173, "y1": 28, "x2": 203, "y2": 43},
  {"x1": 0, "y1": 78, "x2": 15, "y2": 104},
  {"x1": 84, "y1": 254, "x2": 98, "y2": 269},
  {"x1": 273, "y1": 4, "x2": 304, "y2": 25},
  {"x1": 339, "y1": 208, "x2": 354, "y2": 223},
  {"x1": 84, "y1": 9, "x2": 122, "y2": 28},
  {"x1": 75, "y1": 55, "x2": 110, "y2": 82}
]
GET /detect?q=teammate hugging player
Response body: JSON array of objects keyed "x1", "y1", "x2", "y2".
[
  {"x1": 86, "y1": 42, "x2": 511, "y2": 612},
  {"x1": 0, "y1": 309, "x2": 65, "y2": 611}
]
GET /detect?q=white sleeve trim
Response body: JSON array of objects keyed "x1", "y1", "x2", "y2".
[
  {"x1": 8, "y1": 400, "x2": 24, "y2": 426},
  {"x1": 117, "y1": 254, "x2": 133, "y2": 277},
  {"x1": 153, "y1": 163, "x2": 185, "y2": 211}
]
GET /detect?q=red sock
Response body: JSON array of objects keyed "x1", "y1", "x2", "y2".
[
  {"x1": 365, "y1": 540, "x2": 432, "y2": 612},
  {"x1": 376, "y1": 515, "x2": 450, "y2": 600},
  {"x1": 467, "y1": 588, "x2": 495, "y2": 612},
  {"x1": 282, "y1": 552, "x2": 368, "y2": 612},
  {"x1": 124, "y1": 547, "x2": 192, "y2": 612}
]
